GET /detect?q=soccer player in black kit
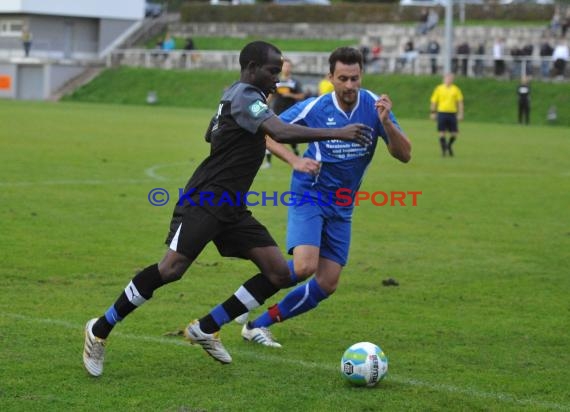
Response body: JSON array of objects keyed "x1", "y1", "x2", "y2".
[{"x1": 83, "y1": 41, "x2": 373, "y2": 375}]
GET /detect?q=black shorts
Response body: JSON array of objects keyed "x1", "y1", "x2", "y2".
[
  {"x1": 164, "y1": 206, "x2": 277, "y2": 260},
  {"x1": 437, "y1": 112, "x2": 458, "y2": 133}
]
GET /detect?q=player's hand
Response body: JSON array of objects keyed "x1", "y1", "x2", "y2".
[
  {"x1": 292, "y1": 157, "x2": 321, "y2": 175},
  {"x1": 430, "y1": 113, "x2": 436, "y2": 121},
  {"x1": 340, "y1": 123, "x2": 373, "y2": 146},
  {"x1": 375, "y1": 94, "x2": 393, "y2": 123},
  {"x1": 458, "y1": 113, "x2": 464, "y2": 121}
]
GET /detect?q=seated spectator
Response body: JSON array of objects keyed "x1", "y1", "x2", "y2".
[
  {"x1": 426, "y1": 9, "x2": 439, "y2": 33},
  {"x1": 416, "y1": 8, "x2": 429, "y2": 35},
  {"x1": 550, "y1": 8, "x2": 561, "y2": 36}
]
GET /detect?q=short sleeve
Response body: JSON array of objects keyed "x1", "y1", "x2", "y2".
[{"x1": 231, "y1": 85, "x2": 274, "y2": 134}]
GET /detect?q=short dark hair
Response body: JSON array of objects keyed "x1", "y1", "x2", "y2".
[
  {"x1": 328, "y1": 47, "x2": 363, "y2": 75},
  {"x1": 239, "y1": 41, "x2": 282, "y2": 71}
]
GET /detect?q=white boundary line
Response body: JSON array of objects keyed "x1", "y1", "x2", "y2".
[
  {"x1": 0, "y1": 162, "x2": 191, "y2": 187},
  {"x1": 2, "y1": 313, "x2": 568, "y2": 411}
]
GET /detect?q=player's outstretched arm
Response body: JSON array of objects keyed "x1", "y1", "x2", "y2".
[
  {"x1": 261, "y1": 116, "x2": 372, "y2": 146},
  {"x1": 265, "y1": 136, "x2": 320, "y2": 175}
]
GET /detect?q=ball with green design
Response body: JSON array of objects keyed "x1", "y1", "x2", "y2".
[{"x1": 340, "y1": 341, "x2": 388, "y2": 387}]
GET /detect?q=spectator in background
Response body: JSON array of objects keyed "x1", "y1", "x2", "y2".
[
  {"x1": 552, "y1": 39, "x2": 569, "y2": 78},
  {"x1": 457, "y1": 41, "x2": 470, "y2": 76},
  {"x1": 510, "y1": 45, "x2": 522, "y2": 79},
  {"x1": 427, "y1": 37, "x2": 440, "y2": 75},
  {"x1": 318, "y1": 75, "x2": 334, "y2": 96},
  {"x1": 263, "y1": 58, "x2": 306, "y2": 168},
  {"x1": 184, "y1": 38, "x2": 195, "y2": 51},
  {"x1": 162, "y1": 33, "x2": 175, "y2": 51},
  {"x1": 540, "y1": 38, "x2": 554, "y2": 78},
  {"x1": 473, "y1": 42, "x2": 485, "y2": 77},
  {"x1": 550, "y1": 7, "x2": 561, "y2": 37},
  {"x1": 398, "y1": 39, "x2": 417, "y2": 71},
  {"x1": 371, "y1": 38, "x2": 382, "y2": 62},
  {"x1": 426, "y1": 9, "x2": 439, "y2": 34},
  {"x1": 417, "y1": 8, "x2": 439, "y2": 36},
  {"x1": 517, "y1": 77, "x2": 531, "y2": 125},
  {"x1": 562, "y1": 9, "x2": 570, "y2": 38},
  {"x1": 493, "y1": 38, "x2": 506, "y2": 77},
  {"x1": 366, "y1": 38, "x2": 383, "y2": 73},
  {"x1": 416, "y1": 8, "x2": 429, "y2": 35},
  {"x1": 521, "y1": 43, "x2": 534, "y2": 77},
  {"x1": 22, "y1": 28, "x2": 32, "y2": 57}
]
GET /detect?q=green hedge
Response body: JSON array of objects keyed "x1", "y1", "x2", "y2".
[{"x1": 179, "y1": 3, "x2": 554, "y2": 23}]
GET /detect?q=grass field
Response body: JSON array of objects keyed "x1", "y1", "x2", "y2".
[
  {"x1": 1, "y1": 99, "x2": 569, "y2": 411},
  {"x1": 63, "y1": 68, "x2": 570, "y2": 127}
]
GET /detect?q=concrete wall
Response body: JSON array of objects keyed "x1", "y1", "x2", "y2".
[
  {"x1": 0, "y1": 0, "x2": 144, "y2": 20},
  {"x1": 0, "y1": 63, "x2": 17, "y2": 98}
]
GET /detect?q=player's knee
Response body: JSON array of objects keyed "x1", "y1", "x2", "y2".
[
  {"x1": 316, "y1": 276, "x2": 338, "y2": 295},
  {"x1": 265, "y1": 263, "x2": 291, "y2": 288},
  {"x1": 157, "y1": 256, "x2": 190, "y2": 283},
  {"x1": 294, "y1": 261, "x2": 317, "y2": 279}
]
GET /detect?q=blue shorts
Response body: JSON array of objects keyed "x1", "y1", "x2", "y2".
[
  {"x1": 437, "y1": 112, "x2": 458, "y2": 133},
  {"x1": 286, "y1": 201, "x2": 351, "y2": 266}
]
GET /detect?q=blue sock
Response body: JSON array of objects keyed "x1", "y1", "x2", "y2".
[
  {"x1": 251, "y1": 277, "x2": 328, "y2": 328},
  {"x1": 104, "y1": 305, "x2": 123, "y2": 326},
  {"x1": 287, "y1": 260, "x2": 299, "y2": 286}
]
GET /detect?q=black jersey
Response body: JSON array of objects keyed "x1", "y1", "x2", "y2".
[{"x1": 178, "y1": 81, "x2": 274, "y2": 221}]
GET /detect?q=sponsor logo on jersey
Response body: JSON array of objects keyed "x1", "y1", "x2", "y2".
[{"x1": 249, "y1": 100, "x2": 268, "y2": 117}]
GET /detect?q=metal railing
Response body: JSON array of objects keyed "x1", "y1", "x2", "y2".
[{"x1": 107, "y1": 49, "x2": 568, "y2": 80}]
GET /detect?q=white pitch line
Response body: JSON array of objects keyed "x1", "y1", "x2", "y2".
[
  {"x1": 2, "y1": 312, "x2": 568, "y2": 411},
  {"x1": 0, "y1": 178, "x2": 164, "y2": 187},
  {"x1": 0, "y1": 162, "x2": 192, "y2": 187},
  {"x1": 144, "y1": 161, "x2": 193, "y2": 181}
]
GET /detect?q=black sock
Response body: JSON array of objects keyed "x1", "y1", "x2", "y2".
[
  {"x1": 439, "y1": 137, "x2": 447, "y2": 155},
  {"x1": 266, "y1": 153, "x2": 272, "y2": 163},
  {"x1": 448, "y1": 136, "x2": 456, "y2": 156},
  {"x1": 92, "y1": 264, "x2": 166, "y2": 339},
  {"x1": 199, "y1": 273, "x2": 280, "y2": 334}
]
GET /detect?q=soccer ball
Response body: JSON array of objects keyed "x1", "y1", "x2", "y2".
[{"x1": 340, "y1": 341, "x2": 388, "y2": 387}]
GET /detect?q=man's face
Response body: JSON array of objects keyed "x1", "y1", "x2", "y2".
[
  {"x1": 252, "y1": 50, "x2": 283, "y2": 96},
  {"x1": 330, "y1": 62, "x2": 362, "y2": 111}
]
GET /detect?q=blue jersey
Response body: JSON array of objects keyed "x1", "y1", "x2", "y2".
[{"x1": 279, "y1": 89, "x2": 402, "y2": 216}]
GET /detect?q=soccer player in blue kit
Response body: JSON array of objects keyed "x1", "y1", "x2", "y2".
[{"x1": 240, "y1": 46, "x2": 412, "y2": 347}]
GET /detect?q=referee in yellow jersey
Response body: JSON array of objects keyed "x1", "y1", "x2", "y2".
[{"x1": 430, "y1": 73, "x2": 464, "y2": 157}]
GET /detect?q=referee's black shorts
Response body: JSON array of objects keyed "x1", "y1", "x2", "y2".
[
  {"x1": 437, "y1": 112, "x2": 459, "y2": 133},
  {"x1": 164, "y1": 205, "x2": 277, "y2": 260}
]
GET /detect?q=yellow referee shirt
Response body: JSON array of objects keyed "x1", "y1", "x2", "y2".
[{"x1": 430, "y1": 84, "x2": 464, "y2": 113}]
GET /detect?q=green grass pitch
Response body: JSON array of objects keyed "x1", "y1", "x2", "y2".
[{"x1": 0, "y1": 99, "x2": 569, "y2": 411}]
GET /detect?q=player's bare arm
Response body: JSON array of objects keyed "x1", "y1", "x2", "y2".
[
  {"x1": 375, "y1": 95, "x2": 412, "y2": 163},
  {"x1": 265, "y1": 136, "x2": 320, "y2": 175},
  {"x1": 260, "y1": 115, "x2": 373, "y2": 146}
]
